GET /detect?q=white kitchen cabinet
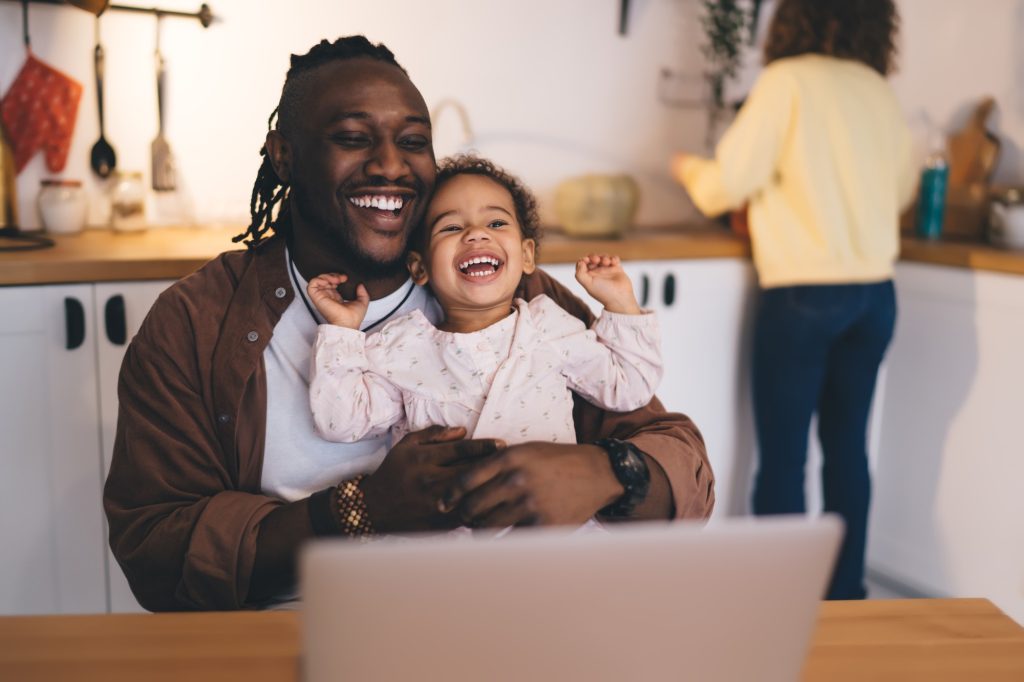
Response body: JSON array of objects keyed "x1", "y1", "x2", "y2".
[
  {"x1": 544, "y1": 258, "x2": 758, "y2": 517},
  {"x1": 94, "y1": 281, "x2": 173, "y2": 613},
  {"x1": 0, "y1": 280, "x2": 172, "y2": 615},
  {"x1": 0, "y1": 284, "x2": 106, "y2": 614},
  {"x1": 867, "y1": 263, "x2": 1024, "y2": 624}
]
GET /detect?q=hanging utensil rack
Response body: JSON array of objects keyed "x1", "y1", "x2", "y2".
[{"x1": 1, "y1": 0, "x2": 215, "y2": 27}]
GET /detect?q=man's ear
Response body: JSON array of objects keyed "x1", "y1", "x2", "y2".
[
  {"x1": 407, "y1": 251, "x2": 430, "y2": 285},
  {"x1": 263, "y1": 130, "x2": 291, "y2": 184},
  {"x1": 521, "y1": 238, "x2": 537, "y2": 275}
]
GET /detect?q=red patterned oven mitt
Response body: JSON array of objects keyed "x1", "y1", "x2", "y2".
[{"x1": 0, "y1": 53, "x2": 83, "y2": 174}]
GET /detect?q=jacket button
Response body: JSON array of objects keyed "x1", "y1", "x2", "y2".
[
  {"x1": 218, "y1": 414, "x2": 231, "y2": 424},
  {"x1": 275, "y1": 287, "x2": 287, "y2": 299},
  {"x1": 247, "y1": 330, "x2": 259, "y2": 342}
]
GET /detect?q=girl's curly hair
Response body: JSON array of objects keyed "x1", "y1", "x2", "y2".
[
  {"x1": 417, "y1": 154, "x2": 541, "y2": 254},
  {"x1": 763, "y1": 0, "x2": 900, "y2": 76}
]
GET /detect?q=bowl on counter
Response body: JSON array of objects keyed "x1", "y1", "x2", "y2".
[{"x1": 554, "y1": 174, "x2": 639, "y2": 239}]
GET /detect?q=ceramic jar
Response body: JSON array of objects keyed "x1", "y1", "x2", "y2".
[
  {"x1": 111, "y1": 171, "x2": 147, "y2": 232},
  {"x1": 38, "y1": 179, "x2": 88, "y2": 234},
  {"x1": 554, "y1": 174, "x2": 639, "y2": 239}
]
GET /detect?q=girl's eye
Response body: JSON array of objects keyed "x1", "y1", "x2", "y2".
[
  {"x1": 438, "y1": 224, "x2": 462, "y2": 234},
  {"x1": 487, "y1": 220, "x2": 508, "y2": 229}
]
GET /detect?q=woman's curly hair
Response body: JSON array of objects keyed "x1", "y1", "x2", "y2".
[
  {"x1": 417, "y1": 154, "x2": 542, "y2": 254},
  {"x1": 763, "y1": 0, "x2": 900, "y2": 76}
]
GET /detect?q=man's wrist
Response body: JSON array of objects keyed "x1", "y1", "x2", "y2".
[
  {"x1": 333, "y1": 475, "x2": 376, "y2": 538},
  {"x1": 594, "y1": 438, "x2": 651, "y2": 518}
]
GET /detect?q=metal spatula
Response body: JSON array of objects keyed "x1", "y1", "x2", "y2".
[{"x1": 151, "y1": 17, "x2": 176, "y2": 192}]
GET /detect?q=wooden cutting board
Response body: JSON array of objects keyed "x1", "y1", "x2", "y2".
[{"x1": 947, "y1": 97, "x2": 1000, "y2": 188}]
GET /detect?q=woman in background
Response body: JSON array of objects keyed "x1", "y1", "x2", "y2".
[{"x1": 672, "y1": 0, "x2": 916, "y2": 599}]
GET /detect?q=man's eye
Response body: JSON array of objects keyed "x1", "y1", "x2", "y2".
[
  {"x1": 332, "y1": 134, "x2": 371, "y2": 148},
  {"x1": 488, "y1": 220, "x2": 508, "y2": 229},
  {"x1": 398, "y1": 135, "x2": 430, "y2": 151}
]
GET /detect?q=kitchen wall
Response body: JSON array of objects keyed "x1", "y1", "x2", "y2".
[{"x1": 1, "y1": 0, "x2": 1022, "y2": 231}]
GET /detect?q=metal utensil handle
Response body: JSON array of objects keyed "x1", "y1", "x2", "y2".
[
  {"x1": 155, "y1": 15, "x2": 165, "y2": 134},
  {"x1": 94, "y1": 42, "x2": 106, "y2": 135},
  {"x1": 156, "y1": 51, "x2": 166, "y2": 134}
]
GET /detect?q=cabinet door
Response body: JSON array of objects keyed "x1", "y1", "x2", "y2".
[
  {"x1": 0, "y1": 284, "x2": 107, "y2": 614},
  {"x1": 94, "y1": 280, "x2": 174, "y2": 613}
]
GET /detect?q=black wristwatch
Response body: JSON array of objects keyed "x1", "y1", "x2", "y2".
[{"x1": 595, "y1": 438, "x2": 651, "y2": 517}]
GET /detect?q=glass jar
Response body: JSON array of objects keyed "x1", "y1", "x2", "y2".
[
  {"x1": 38, "y1": 179, "x2": 88, "y2": 234},
  {"x1": 110, "y1": 171, "x2": 147, "y2": 232}
]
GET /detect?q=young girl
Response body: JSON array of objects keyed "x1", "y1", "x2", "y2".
[{"x1": 307, "y1": 155, "x2": 662, "y2": 451}]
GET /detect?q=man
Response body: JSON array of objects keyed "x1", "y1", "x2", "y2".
[{"x1": 104, "y1": 36, "x2": 714, "y2": 612}]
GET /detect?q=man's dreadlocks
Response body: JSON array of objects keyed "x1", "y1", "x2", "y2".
[{"x1": 233, "y1": 36, "x2": 407, "y2": 248}]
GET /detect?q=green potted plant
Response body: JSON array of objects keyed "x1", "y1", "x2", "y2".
[{"x1": 700, "y1": 0, "x2": 748, "y2": 150}]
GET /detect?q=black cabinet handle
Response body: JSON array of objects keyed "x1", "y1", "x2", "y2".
[
  {"x1": 663, "y1": 273, "x2": 676, "y2": 308},
  {"x1": 64, "y1": 297, "x2": 85, "y2": 350},
  {"x1": 105, "y1": 294, "x2": 127, "y2": 345},
  {"x1": 640, "y1": 274, "x2": 649, "y2": 307}
]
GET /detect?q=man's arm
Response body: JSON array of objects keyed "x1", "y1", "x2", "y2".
[{"x1": 104, "y1": 321, "x2": 282, "y2": 611}]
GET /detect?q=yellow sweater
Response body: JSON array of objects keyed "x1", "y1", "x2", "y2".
[{"x1": 676, "y1": 54, "x2": 916, "y2": 288}]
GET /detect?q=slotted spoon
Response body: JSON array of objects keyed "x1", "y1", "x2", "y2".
[{"x1": 151, "y1": 16, "x2": 176, "y2": 191}]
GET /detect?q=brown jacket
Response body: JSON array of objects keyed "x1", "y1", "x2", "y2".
[{"x1": 104, "y1": 236, "x2": 714, "y2": 611}]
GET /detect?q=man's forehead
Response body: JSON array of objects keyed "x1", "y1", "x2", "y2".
[{"x1": 309, "y1": 59, "x2": 428, "y2": 117}]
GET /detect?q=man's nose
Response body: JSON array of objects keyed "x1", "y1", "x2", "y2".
[{"x1": 365, "y1": 141, "x2": 409, "y2": 181}]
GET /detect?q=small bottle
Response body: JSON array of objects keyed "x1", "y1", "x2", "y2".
[{"x1": 916, "y1": 135, "x2": 949, "y2": 240}]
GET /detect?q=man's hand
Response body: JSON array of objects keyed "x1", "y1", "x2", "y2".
[
  {"x1": 360, "y1": 426, "x2": 506, "y2": 534},
  {"x1": 574, "y1": 254, "x2": 642, "y2": 315},
  {"x1": 307, "y1": 273, "x2": 369, "y2": 328},
  {"x1": 444, "y1": 442, "x2": 624, "y2": 529}
]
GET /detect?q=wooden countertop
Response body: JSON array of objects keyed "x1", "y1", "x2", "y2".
[
  {"x1": 1, "y1": 598, "x2": 1022, "y2": 681},
  {"x1": 1, "y1": 224, "x2": 1022, "y2": 286}
]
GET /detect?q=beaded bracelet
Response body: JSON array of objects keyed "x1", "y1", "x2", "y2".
[{"x1": 334, "y1": 475, "x2": 376, "y2": 538}]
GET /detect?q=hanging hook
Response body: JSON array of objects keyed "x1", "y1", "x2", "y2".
[{"x1": 21, "y1": 0, "x2": 30, "y2": 51}]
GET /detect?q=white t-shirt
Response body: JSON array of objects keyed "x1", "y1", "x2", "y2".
[{"x1": 260, "y1": 249, "x2": 441, "y2": 501}]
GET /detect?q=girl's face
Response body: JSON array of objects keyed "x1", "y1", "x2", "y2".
[{"x1": 409, "y1": 173, "x2": 536, "y2": 328}]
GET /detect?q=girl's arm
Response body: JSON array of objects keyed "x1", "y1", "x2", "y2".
[
  {"x1": 309, "y1": 325, "x2": 406, "y2": 442},
  {"x1": 535, "y1": 296, "x2": 663, "y2": 413}
]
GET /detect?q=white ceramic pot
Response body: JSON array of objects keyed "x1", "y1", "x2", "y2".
[
  {"x1": 989, "y1": 188, "x2": 1024, "y2": 250},
  {"x1": 38, "y1": 179, "x2": 88, "y2": 234}
]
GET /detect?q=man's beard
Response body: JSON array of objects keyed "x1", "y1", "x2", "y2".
[{"x1": 333, "y1": 224, "x2": 410, "y2": 280}]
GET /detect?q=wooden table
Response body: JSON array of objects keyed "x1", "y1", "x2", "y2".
[{"x1": 2, "y1": 599, "x2": 1022, "y2": 681}]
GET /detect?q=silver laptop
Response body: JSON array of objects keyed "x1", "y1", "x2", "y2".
[{"x1": 301, "y1": 515, "x2": 842, "y2": 682}]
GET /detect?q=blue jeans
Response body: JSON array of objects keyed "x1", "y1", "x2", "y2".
[{"x1": 751, "y1": 281, "x2": 896, "y2": 600}]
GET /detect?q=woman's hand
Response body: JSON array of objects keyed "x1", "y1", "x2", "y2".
[
  {"x1": 670, "y1": 152, "x2": 689, "y2": 185},
  {"x1": 307, "y1": 273, "x2": 368, "y2": 328},
  {"x1": 575, "y1": 254, "x2": 642, "y2": 315}
]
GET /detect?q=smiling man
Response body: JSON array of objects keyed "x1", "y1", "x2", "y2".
[{"x1": 103, "y1": 36, "x2": 714, "y2": 612}]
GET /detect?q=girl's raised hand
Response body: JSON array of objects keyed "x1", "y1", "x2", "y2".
[
  {"x1": 574, "y1": 253, "x2": 641, "y2": 315},
  {"x1": 307, "y1": 273, "x2": 369, "y2": 329}
]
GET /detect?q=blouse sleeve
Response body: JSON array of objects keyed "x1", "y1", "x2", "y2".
[
  {"x1": 674, "y1": 63, "x2": 796, "y2": 216},
  {"x1": 532, "y1": 297, "x2": 663, "y2": 412},
  {"x1": 309, "y1": 324, "x2": 406, "y2": 442}
]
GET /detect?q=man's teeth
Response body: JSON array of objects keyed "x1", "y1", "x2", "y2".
[{"x1": 349, "y1": 195, "x2": 404, "y2": 211}]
